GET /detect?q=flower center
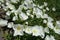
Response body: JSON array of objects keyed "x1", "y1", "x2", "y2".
[
  {"x1": 17, "y1": 26, "x2": 21, "y2": 30},
  {"x1": 33, "y1": 30, "x2": 37, "y2": 33}
]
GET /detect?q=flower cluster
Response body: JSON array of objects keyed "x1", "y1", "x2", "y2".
[{"x1": 0, "y1": 0, "x2": 59, "y2": 40}]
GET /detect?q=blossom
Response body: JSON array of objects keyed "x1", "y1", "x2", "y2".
[
  {"x1": 43, "y1": 20, "x2": 47, "y2": 23},
  {"x1": 52, "y1": 7, "x2": 56, "y2": 11},
  {"x1": 10, "y1": 0, "x2": 19, "y2": 3},
  {"x1": 47, "y1": 22, "x2": 54, "y2": 29},
  {"x1": 12, "y1": 16, "x2": 18, "y2": 21},
  {"x1": 53, "y1": 21, "x2": 60, "y2": 34},
  {"x1": 6, "y1": 11, "x2": 11, "y2": 16},
  {"x1": 47, "y1": 17, "x2": 54, "y2": 22},
  {"x1": 42, "y1": 14, "x2": 48, "y2": 18},
  {"x1": 7, "y1": 22, "x2": 14, "y2": 28},
  {"x1": 13, "y1": 24, "x2": 24, "y2": 36},
  {"x1": 44, "y1": 2, "x2": 48, "y2": 6},
  {"x1": 44, "y1": 27, "x2": 49, "y2": 33},
  {"x1": 6, "y1": 2, "x2": 15, "y2": 10},
  {"x1": 24, "y1": 26, "x2": 32, "y2": 34},
  {"x1": 0, "y1": 19, "x2": 8, "y2": 26},
  {"x1": 33, "y1": 8, "x2": 43, "y2": 18},
  {"x1": 46, "y1": 7, "x2": 49, "y2": 11},
  {"x1": 19, "y1": 12, "x2": 28, "y2": 20},
  {"x1": 31, "y1": 25, "x2": 45, "y2": 38},
  {"x1": 45, "y1": 35, "x2": 55, "y2": 40}
]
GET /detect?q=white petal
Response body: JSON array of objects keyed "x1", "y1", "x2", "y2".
[
  {"x1": 19, "y1": 12, "x2": 28, "y2": 20},
  {"x1": 7, "y1": 22, "x2": 14, "y2": 28},
  {"x1": 12, "y1": 16, "x2": 18, "y2": 21},
  {"x1": 6, "y1": 11, "x2": 11, "y2": 16},
  {"x1": 45, "y1": 35, "x2": 55, "y2": 40},
  {"x1": 46, "y1": 7, "x2": 49, "y2": 11},
  {"x1": 0, "y1": 19, "x2": 8, "y2": 26},
  {"x1": 24, "y1": 26, "x2": 32, "y2": 34},
  {"x1": 11, "y1": 0, "x2": 19, "y2": 3},
  {"x1": 44, "y1": 2, "x2": 48, "y2": 6},
  {"x1": 14, "y1": 30, "x2": 23, "y2": 36},
  {"x1": 43, "y1": 20, "x2": 47, "y2": 23},
  {"x1": 44, "y1": 27, "x2": 49, "y2": 33},
  {"x1": 47, "y1": 22, "x2": 54, "y2": 29},
  {"x1": 52, "y1": 7, "x2": 56, "y2": 11}
]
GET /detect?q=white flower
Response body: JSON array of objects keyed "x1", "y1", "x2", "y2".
[
  {"x1": 31, "y1": 25, "x2": 45, "y2": 38},
  {"x1": 6, "y1": 11, "x2": 11, "y2": 16},
  {"x1": 6, "y1": 2, "x2": 15, "y2": 10},
  {"x1": 42, "y1": 14, "x2": 48, "y2": 18},
  {"x1": 0, "y1": 19, "x2": 8, "y2": 26},
  {"x1": 25, "y1": 22, "x2": 28, "y2": 25},
  {"x1": 45, "y1": 35, "x2": 55, "y2": 40},
  {"x1": 47, "y1": 17, "x2": 54, "y2": 22},
  {"x1": 43, "y1": 20, "x2": 47, "y2": 23},
  {"x1": 46, "y1": 7, "x2": 49, "y2": 11},
  {"x1": 26, "y1": 12, "x2": 30, "y2": 16},
  {"x1": 18, "y1": 5, "x2": 24, "y2": 11},
  {"x1": 53, "y1": 21, "x2": 60, "y2": 34},
  {"x1": 23, "y1": 0, "x2": 34, "y2": 9},
  {"x1": 33, "y1": 8, "x2": 43, "y2": 18},
  {"x1": 12, "y1": 16, "x2": 18, "y2": 21},
  {"x1": 30, "y1": 15, "x2": 34, "y2": 18},
  {"x1": 10, "y1": 0, "x2": 19, "y2": 3},
  {"x1": 39, "y1": 5, "x2": 44, "y2": 9},
  {"x1": 7, "y1": 22, "x2": 14, "y2": 28},
  {"x1": 54, "y1": 27, "x2": 60, "y2": 34},
  {"x1": 19, "y1": 12, "x2": 28, "y2": 20},
  {"x1": 13, "y1": 24, "x2": 24, "y2": 36},
  {"x1": 47, "y1": 22, "x2": 54, "y2": 29},
  {"x1": 43, "y1": 9, "x2": 46, "y2": 12},
  {"x1": 44, "y1": 2, "x2": 48, "y2": 6},
  {"x1": 24, "y1": 26, "x2": 32, "y2": 34},
  {"x1": 44, "y1": 27, "x2": 49, "y2": 33},
  {"x1": 26, "y1": 10, "x2": 31, "y2": 16},
  {"x1": 56, "y1": 21, "x2": 60, "y2": 29},
  {"x1": 52, "y1": 7, "x2": 56, "y2": 11}
]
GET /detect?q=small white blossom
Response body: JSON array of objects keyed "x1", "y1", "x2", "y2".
[
  {"x1": 6, "y1": 11, "x2": 11, "y2": 16},
  {"x1": 32, "y1": 25, "x2": 45, "y2": 38},
  {"x1": 43, "y1": 20, "x2": 47, "y2": 23},
  {"x1": 25, "y1": 22, "x2": 28, "y2": 25},
  {"x1": 26, "y1": 12, "x2": 30, "y2": 16},
  {"x1": 53, "y1": 21, "x2": 60, "y2": 34},
  {"x1": 42, "y1": 14, "x2": 48, "y2": 18},
  {"x1": 19, "y1": 12, "x2": 28, "y2": 20},
  {"x1": 30, "y1": 15, "x2": 34, "y2": 18},
  {"x1": 33, "y1": 8, "x2": 43, "y2": 18},
  {"x1": 12, "y1": 16, "x2": 18, "y2": 21},
  {"x1": 13, "y1": 24, "x2": 24, "y2": 36},
  {"x1": 44, "y1": 2, "x2": 48, "y2": 6},
  {"x1": 43, "y1": 9, "x2": 46, "y2": 12},
  {"x1": 6, "y1": 2, "x2": 15, "y2": 10},
  {"x1": 0, "y1": 19, "x2": 8, "y2": 26},
  {"x1": 47, "y1": 22, "x2": 54, "y2": 29},
  {"x1": 7, "y1": 22, "x2": 14, "y2": 28},
  {"x1": 52, "y1": 7, "x2": 56, "y2": 11},
  {"x1": 11, "y1": 0, "x2": 19, "y2": 3},
  {"x1": 46, "y1": 7, "x2": 49, "y2": 11},
  {"x1": 39, "y1": 5, "x2": 44, "y2": 9},
  {"x1": 44, "y1": 27, "x2": 49, "y2": 33},
  {"x1": 54, "y1": 27, "x2": 60, "y2": 34},
  {"x1": 48, "y1": 17, "x2": 54, "y2": 22},
  {"x1": 24, "y1": 26, "x2": 32, "y2": 34},
  {"x1": 45, "y1": 35, "x2": 55, "y2": 40}
]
